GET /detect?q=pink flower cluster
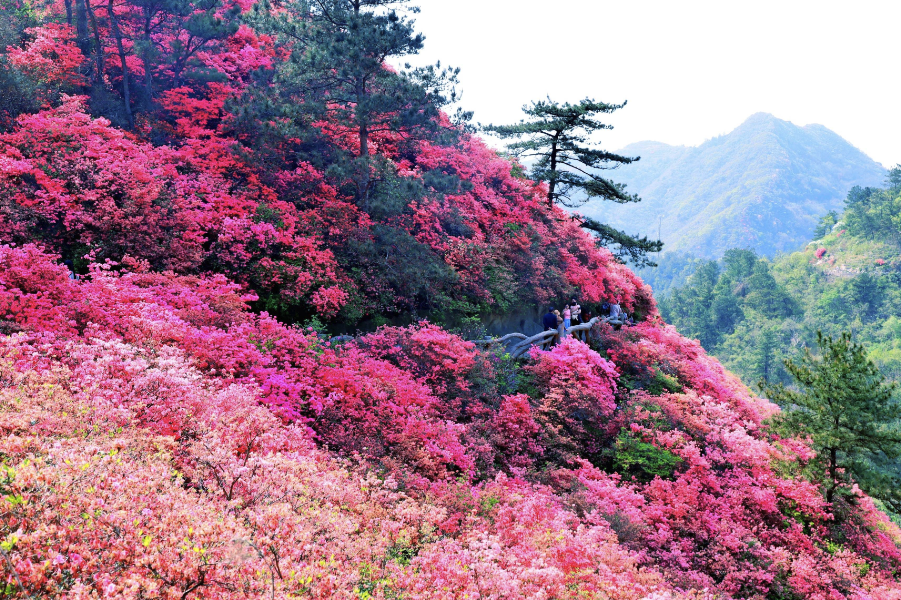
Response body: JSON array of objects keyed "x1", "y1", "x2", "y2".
[
  {"x1": 0, "y1": 244, "x2": 660, "y2": 597},
  {"x1": 1, "y1": 244, "x2": 900, "y2": 599},
  {"x1": 2, "y1": 6, "x2": 900, "y2": 596},
  {"x1": 0, "y1": 98, "x2": 345, "y2": 315}
]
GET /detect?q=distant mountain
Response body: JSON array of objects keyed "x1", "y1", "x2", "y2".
[{"x1": 580, "y1": 113, "x2": 887, "y2": 258}]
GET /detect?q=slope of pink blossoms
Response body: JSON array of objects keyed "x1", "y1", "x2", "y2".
[
  {"x1": 1, "y1": 17, "x2": 653, "y2": 321},
  {"x1": 2, "y1": 10, "x2": 901, "y2": 598},
  {"x1": 1, "y1": 244, "x2": 900, "y2": 599}
]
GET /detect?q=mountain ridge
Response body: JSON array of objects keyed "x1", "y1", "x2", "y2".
[{"x1": 583, "y1": 113, "x2": 886, "y2": 258}]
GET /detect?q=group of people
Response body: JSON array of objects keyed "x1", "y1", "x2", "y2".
[
  {"x1": 542, "y1": 298, "x2": 583, "y2": 334},
  {"x1": 542, "y1": 299, "x2": 634, "y2": 342}
]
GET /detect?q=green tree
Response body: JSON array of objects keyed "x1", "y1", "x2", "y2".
[
  {"x1": 812, "y1": 210, "x2": 839, "y2": 240},
  {"x1": 743, "y1": 260, "x2": 797, "y2": 318},
  {"x1": 765, "y1": 332, "x2": 901, "y2": 509},
  {"x1": 844, "y1": 185, "x2": 901, "y2": 243},
  {"x1": 887, "y1": 164, "x2": 901, "y2": 191},
  {"x1": 722, "y1": 248, "x2": 758, "y2": 281},
  {"x1": 484, "y1": 98, "x2": 662, "y2": 265},
  {"x1": 0, "y1": 56, "x2": 39, "y2": 131},
  {"x1": 660, "y1": 260, "x2": 720, "y2": 347},
  {"x1": 848, "y1": 272, "x2": 884, "y2": 319},
  {"x1": 752, "y1": 325, "x2": 780, "y2": 385},
  {"x1": 252, "y1": 0, "x2": 461, "y2": 208}
]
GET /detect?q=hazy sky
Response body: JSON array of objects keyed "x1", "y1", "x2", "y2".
[{"x1": 397, "y1": 0, "x2": 899, "y2": 168}]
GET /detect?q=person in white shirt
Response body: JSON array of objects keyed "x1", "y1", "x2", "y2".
[{"x1": 569, "y1": 298, "x2": 581, "y2": 324}]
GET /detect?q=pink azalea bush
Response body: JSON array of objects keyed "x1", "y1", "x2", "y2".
[
  {"x1": 1, "y1": 244, "x2": 900, "y2": 598},
  {"x1": 0, "y1": 245, "x2": 665, "y2": 597},
  {"x1": 1, "y1": 6, "x2": 900, "y2": 594}
]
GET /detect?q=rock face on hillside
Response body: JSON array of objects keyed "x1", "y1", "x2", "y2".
[{"x1": 580, "y1": 113, "x2": 886, "y2": 258}]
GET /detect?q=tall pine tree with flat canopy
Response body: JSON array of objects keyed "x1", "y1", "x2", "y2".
[
  {"x1": 765, "y1": 332, "x2": 901, "y2": 514},
  {"x1": 485, "y1": 98, "x2": 662, "y2": 266}
]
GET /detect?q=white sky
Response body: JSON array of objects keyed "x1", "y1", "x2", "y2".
[{"x1": 398, "y1": 0, "x2": 900, "y2": 168}]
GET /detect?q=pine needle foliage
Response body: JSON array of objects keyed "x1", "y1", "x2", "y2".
[
  {"x1": 484, "y1": 98, "x2": 637, "y2": 209},
  {"x1": 765, "y1": 332, "x2": 901, "y2": 512},
  {"x1": 484, "y1": 98, "x2": 662, "y2": 265}
]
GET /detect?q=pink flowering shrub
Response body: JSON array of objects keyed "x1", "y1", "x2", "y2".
[
  {"x1": 816, "y1": 247, "x2": 828, "y2": 258},
  {"x1": 0, "y1": 100, "x2": 347, "y2": 317},
  {"x1": 0, "y1": 245, "x2": 670, "y2": 598},
  {"x1": 356, "y1": 322, "x2": 481, "y2": 403},
  {"x1": 1, "y1": 245, "x2": 901, "y2": 598},
  {"x1": 586, "y1": 321, "x2": 901, "y2": 597},
  {"x1": 527, "y1": 338, "x2": 619, "y2": 460},
  {"x1": 1, "y1": 9, "x2": 900, "y2": 593},
  {"x1": 6, "y1": 23, "x2": 87, "y2": 88}
]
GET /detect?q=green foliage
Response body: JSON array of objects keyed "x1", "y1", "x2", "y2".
[
  {"x1": 302, "y1": 315, "x2": 327, "y2": 334},
  {"x1": 647, "y1": 370, "x2": 683, "y2": 395},
  {"x1": 764, "y1": 332, "x2": 901, "y2": 511},
  {"x1": 888, "y1": 164, "x2": 901, "y2": 190},
  {"x1": 655, "y1": 249, "x2": 806, "y2": 387},
  {"x1": 844, "y1": 184, "x2": 901, "y2": 243},
  {"x1": 610, "y1": 426, "x2": 682, "y2": 483},
  {"x1": 0, "y1": 56, "x2": 39, "y2": 131},
  {"x1": 813, "y1": 210, "x2": 839, "y2": 240},
  {"x1": 0, "y1": 0, "x2": 38, "y2": 48},
  {"x1": 449, "y1": 315, "x2": 487, "y2": 341},
  {"x1": 249, "y1": 0, "x2": 461, "y2": 208},
  {"x1": 635, "y1": 252, "x2": 706, "y2": 297},
  {"x1": 661, "y1": 252, "x2": 794, "y2": 351},
  {"x1": 484, "y1": 98, "x2": 638, "y2": 208},
  {"x1": 484, "y1": 98, "x2": 662, "y2": 266},
  {"x1": 657, "y1": 176, "x2": 901, "y2": 397}
]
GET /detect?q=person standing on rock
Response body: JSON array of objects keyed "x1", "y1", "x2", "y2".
[{"x1": 562, "y1": 304, "x2": 572, "y2": 332}]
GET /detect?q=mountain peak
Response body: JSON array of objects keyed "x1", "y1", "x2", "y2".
[
  {"x1": 580, "y1": 114, "x2": 886, "y2": 258},
  {"x1": 741, "y1": 111, "x2": 782, "y2": 125}
]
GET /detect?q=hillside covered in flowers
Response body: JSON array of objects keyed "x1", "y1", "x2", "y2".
[{"x1": 1, "y1": 0, "x2": 901, "y2": 598}]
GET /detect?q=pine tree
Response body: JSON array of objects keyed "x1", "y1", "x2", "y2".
[
  {"x1": 765, "y1": 332, "x2": 901, "y2": 510},
  {"x1": 484, "y1": 99, "x2": 662, "y2": 266},
  {"x1": 752, "y1": 325, "x2": 779, "y2": 385},
  {"x1": 887, "y1": 164, "x2": 901, "y2": 190},
  {"x1": 252, "y1": 0, "x2": 461, "y2": 208}
]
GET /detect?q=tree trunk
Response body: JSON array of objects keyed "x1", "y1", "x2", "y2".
[
  {"x1": 547, "y1": 135, "x2": 558, "y2": 208},
  {"x1": 85, "y1": 0, "x2": 104, "y2": 82},
  {"x1": 142, "y1": 15, "x2": 154, "y2": 104},
  {"x1": 358, "y1": 121, "x2": 370, "y2": 208},
  {"x1": 827, "y1": 446, "x2": 837, "y2": 504},
  {"x1": 359, "y1": 122, "x2": 369, "y2": 158},
  {"x1": 75, "y1": 0, "x2": 90, "y2": 55},
  {"x1": 64, "y1": 0, "x2": 74, "y2": 25},
  {"x1": 108, "y1": 0, "x2": 133, "y2": 128}
]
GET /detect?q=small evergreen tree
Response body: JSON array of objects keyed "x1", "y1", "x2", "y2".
[
  {"x1": 765, "y1": 332, "x2": 901, "y2": 510},
  {"x1": 887, "y1": 164, "x2": 901, "y2": 191},
  {"x1": 484, "y1": 98, "x2": 662, "y2": 265},
  {"x1": 752, "y1": 325, "x2": 779, "y2": 385},
  {"x1": 812, "y1": 210, "x2": 839, "y2": 240}
]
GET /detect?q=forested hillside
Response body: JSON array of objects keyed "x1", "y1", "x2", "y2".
[
  {"x1": 0, "y1": 0, "x2": 650, "y2": 329},
  {"x1": 1, "y1": 0, "x2": 900, "y2": 598},
  {"x1": 660, "y1": 168, "x2": 901, "y2": 384},
  {"x1": 580, "y1": 113, "x2": 886, "y2": 258}
]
